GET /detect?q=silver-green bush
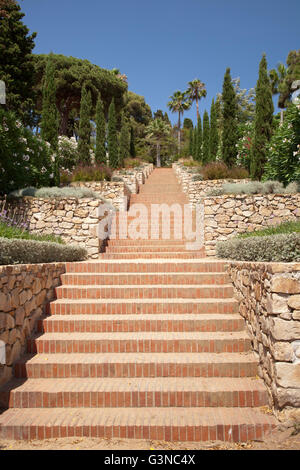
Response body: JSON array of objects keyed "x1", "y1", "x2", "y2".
[
  {"x1": 10, "y1": 186, "x2": 100, "y2": 199},
  {"x1": 0, "y1": 237, "x2": 87, "y2": 265},
  {"x1": 216, "y1": 233, "x2": 300, "y2": 262},
  {"x1": 206, "y1": 180, "x2": 299, "y2": 197}
]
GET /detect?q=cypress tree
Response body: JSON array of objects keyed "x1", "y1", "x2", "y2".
[
  {"x1": 119, "y1": 113, "x2": 129, "y2": 167},
  {"x1": 95, "y1": 93, "x2": 106, "y2": 164},
  {"x1": 189, "y1": 127, "x2": 194, "y2": 157},
  {"x1": 202, "y1": 110, "x2": 210, "y2": 163},
  {"x1": 108, "y1": 98, "x2": 119, "y2": 169},
  {"x1": 129, "y1": 126, "x2": 136, "y2": 157},
  {"x1": 195, "y1": 116, "x2": 202, "y2": 162},
  {"x1": 78, "y1": 85, "x2": 92, "y2": 164},
  {"x1": 250, "y1": 54, "x2": 274, "y2": 180},
  {"x1": 222, "y1": 67, "x2": 238, "y2": 166},
  {"x1": 40, "y1": 54, "x2": 59, "y2": 184},
  {"x1": 209, "y1": 99, "x2": 218, "y2": 160}
]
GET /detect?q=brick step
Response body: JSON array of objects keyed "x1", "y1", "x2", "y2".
[
  {"x1": 39, "y1": 314, "x2": 245, "y2": 333},
  {"x1": 14, "y1": 352, "x2": 259, "y2": 379},
  {"x1": 55, "y1": 284, "x2": 234, "y2": 300},
  {"x1": 100, "y1": 252, "x2": 206, "y2": 259},
  {"x1": 105, "y1": 246, "x2": 192, "y2": 253},
  {"x1": 61, "y1": 272, "x2": 231, "y2": 286},
  {"x1": 49, "y1": 298, "x2": 238, "y2": 315},
  {"x1": 107, "y1": 240, "x2": 190, "y2": 246},
  {"x1": 65, "y1": 260, "x2": 228, "y2": 274},
  {"x1": 0, "y1": 407, "x2": 277, "y2": 441},
  {"x1": 0, "y1": 377, "x2": 269, "y2": 409},
  {"x1": 28, "y1": 331, "x2": 251, "y2": 354}
]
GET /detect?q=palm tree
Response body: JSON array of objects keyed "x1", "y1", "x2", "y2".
[
  {"x1": 146, "y1": 118, "x2": 171, "y2": 167},
  {"x1": 269, "y1": 63, "x2": 287, "y2": 125},
  {"x1": 186, "y1": 79, "x2": 207, "y2": 120},
  {"x1": 167, "y1": 91, "x2": 191, "y2": 153}
]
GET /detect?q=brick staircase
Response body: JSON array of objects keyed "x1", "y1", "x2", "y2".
[{"x1": 0, "y1": 168, "x2": 277, "y2": 442}]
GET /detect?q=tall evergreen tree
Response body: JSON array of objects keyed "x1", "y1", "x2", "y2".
[
  {"x1": 0, "y1": 0, "x2": 36, "y2": 125},
  {"x1": 209, "y1": 99, "x2": 219, "y2": 160},
  {"x1": 202, "y1": 110, "x2": 210, "y2": 163},
  {"x1": 129, "y1": 125, "x2": 136, "y2": 157},
  {"x1": 108, "y1": 98, "x2": 119, "y2": 169},
  {"x1": 195, "y1": 116, "x2": 202, "y2": 162},
  {"x1": 78, "y1": 85, "x2": 92, "y2": 164},
  {"x1": 95, "y1": 93, "x2": 106, "y2": 164},
  {"x1": 222, "y1": 67, "x2": 238, "y2": 166},
  {"x1": 119, "y1": 113, "x2": 130, "y2": 167},
  {"x1": 250, "y1": 54, "x2": 274, "y2": 180},
  {"x1": 189, "y1": 127, "x2": 194, "y2": 157},
  {"x1": 40, "y1": 54, "x2": 58, "y2": 150}
]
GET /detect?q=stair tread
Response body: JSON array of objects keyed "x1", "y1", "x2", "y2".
[
  {"x1": 17, "y1": 352, "x2": 258, "y2": 364},
  {"x1": 1, "y1": 377, "x2": 268, "y2": 393},
  {"x1": 34, "y1": 331, "x2": 250, "y2": 340},
  {"x1": 43, "y1": 313, "x2": 241, "y2": 321},
  {"x1": 0, "y1": 407, "x2": 277, "y2": 426},
  {"x1": 51, "y1": 298, "x2": 237, "y2": 304},
  {"x1": 57, "y1": 284, "x2": 233, "y2": 289}
]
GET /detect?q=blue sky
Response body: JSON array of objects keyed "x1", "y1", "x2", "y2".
[{"x1": 21, "y1": 0, "x2": 300, "y2": 125}]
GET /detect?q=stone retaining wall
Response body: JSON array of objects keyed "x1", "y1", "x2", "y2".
[
  {"x1": 204, "y1": 194, "x2": 300, "y2": 256},
  {"x1": 0, "y1": 263, "x2": 65, "y2": 386},
  {"x1": 227, "y1": 261, "x2": 300, "y2": 414},
  {"x1": 2, "y1": 197, "x2": 115, "y2": 259},
  {"x1": 112, "y1": 164, "x2": 154, "y2": 194},
  {"x1": 70, "y1": 181, "x2": 131, "y2": 210}
]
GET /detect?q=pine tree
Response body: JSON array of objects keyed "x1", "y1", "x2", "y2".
[
  {"x1": 250, "y1": 54, "x2": 274, "y2": 180},
  {"x1": 195, "y1": 116, "x2": 202, "y2": 162},
  {"x1": 78, "y1": 85, "x2": 92, "y2": 164},
  {"x1": 119, "y1": 113, "x2": 130, "y2": 167},
  {"x1": 222, "y1": 67, "x2": 238, "y2": 166},
  {"x1": 129, "y1": 126, "x2": 136, "y2": 157},
  {"x1": 108, "y1": 98, "x2": 119, "y2": 169},
  {"x1": 40, "y1": 54, "x2": 59, "y2": 184},
  {"x1": 0, "y1": 0, "x2": 36, "y2": 124},
  {"x1": 95, "y1": 94, "x2": 106, "y2": 164},
  {"x1": 202, "y1": 110, "x2": 210, "y2": 163},
  {"x1": 209, "y1": 99, "x2": 219, "y2": 160}
]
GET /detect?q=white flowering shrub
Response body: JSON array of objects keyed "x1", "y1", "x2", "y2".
[
  {"x1": 0, "y1": 109, "x2": 54, "y2": 193},
  {"x1": 57, "y1": 135, "x2": 79, "y2": 171},
  {"x1": 264, "y1": 103, "x2": 300, "y2": 185},
  {"x1": 236, "y1": 121, "x2": 254, "y2": 171}
]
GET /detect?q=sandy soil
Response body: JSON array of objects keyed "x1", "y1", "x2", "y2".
[{"x1": 0, "y1": 417, "x2": 299, "y2": 451}]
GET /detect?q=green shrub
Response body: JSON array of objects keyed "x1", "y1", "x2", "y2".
[
  {"x1": 0, "y1": 221, "x2": 64, "y2": 244},
  {"x1": 238, "y1": 220, "x2": 300, "y2": 238},
  {"x1": 0, "y1": 237, "x2": 87, "y2": 265},
  {"x1": 10, "y1": 186, "x2": 100, "y2": 199},
  {"x1": 216, "y1": 232, "x2": 300, "y2": 262},
  {"x1": 201, "y1": 162, "x2": 249, "y2": 180},
  {"x1": 71, "y1": 164, "x2": 112, "y2": 182},
  {"x1": 124, "y1": 158, "x2": 142, "y2": 168}
]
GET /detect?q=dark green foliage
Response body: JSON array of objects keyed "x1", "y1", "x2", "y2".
[
  {"x1": 95, "y1": 94, "x2": 106, "y2": 164},
  {"x1": 222, "y1": 68, "x2": 238, "y2": 166},
  {"x1": 33, "y1": 54, "x2": 127, "y2": 135},
  {"x1": 202, "y1": 110, "x2": 210, "y2": 163},
  {"x1": 250, "y1": 54, "x2": 274, "y2": 180},
  {"x1": 183, "y1": 118, "x2": 193, "y2": 129},
  {"x1": 108, "y1": 98, "x2": 119, "y2": 169},
  {"x1": 40, "y1": 55, "x2": 59, "y2": 155},
  {"x1": 189, "y1": 128, "x2": 193, "y2": 156},
  {"x1": 129, "y1": 126, "x2": 136, "y2": 157},
  {"x1": 0, "y1": 0, "x2": 36, "y2": 125},
  {"x1": 154, "y1": 109, "x2": 164, "y2": 120},
  {"x1": 119, "y1": 113, "x2": 130, "y2": 167},
  {"x1": 278, "y1": 50, "x2": 300, "y2": 108},
  {"x1": 210, "y1": 99, "x2": 218, "y2": 160},
  {"x1": 195, "y1": 117, "x2": 202, "y2": 162},
  {"x1": 78, "y1": 85, "x2": 92, "y2": 164},
  {"x1": 216, "y1": 232, "x2": 300, "y2": 262},
  {"x1": 238, "y1": 220, "x2": 300, "y2": 238}
]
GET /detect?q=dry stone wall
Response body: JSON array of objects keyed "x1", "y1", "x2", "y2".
[
  {"x1": 227, "y1": 261, "x2": 300, "y2": 414},
  {"x1": 204, "y1": 194, "x2": 300, "y2": 256},
  {"x1": 70, "y1": 181, "x2": 131, "y2": 210},
  {"x1": 2, "y1": 197, "x2": 115, "y2": 259},
  {"x1": 112, "y1": 164, "x2": 154, "y2": 195},
  {"x1": 0, "y1": 263, "x2": 65, "y2": 387}
]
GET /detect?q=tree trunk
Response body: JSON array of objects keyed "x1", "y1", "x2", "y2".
[
  {"x1": 280, "y1": 109, "x2": 284, "y2": 127},
  {"x1": 196, "y1": 97, "x2": 199, "y2": 120},
  {"x1": 156, "y1": 142, "x2": 161, "y2": 167}
]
